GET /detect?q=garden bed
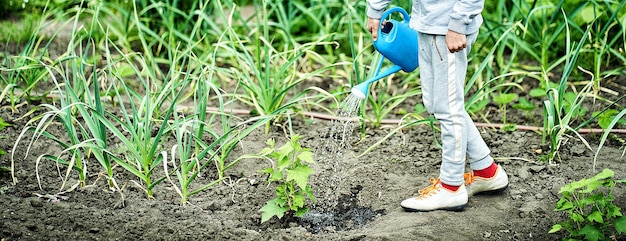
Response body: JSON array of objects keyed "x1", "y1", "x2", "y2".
[
  {"x1": 1, "y1": 0, "x2": 626, "y2": 240},
  {"x1": 1, "y1": 101, "x2": 625, "y2": 240}
]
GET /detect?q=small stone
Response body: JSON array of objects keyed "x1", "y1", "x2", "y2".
[
  {"x1": 552, "y1": 182, "x2": 564, "y2": 197},
  {"x1": 518, "y1": 167, "x2": 531, "y2": 179},
  {"x1": 529, "y1": 165, "x2": 546, "y2": 173},
  {"x1": 30, "y1": 199, "x2": 44, "y2": 208},
  {"x1": 89, "y1": 228, "x2": 100, "y2": 233},
  {"x1": 509, "y1": 189, "x2": 524, "y2": 196},
  {"x1": 570, "y1": 144, "x2": 587, "y2": 155}
]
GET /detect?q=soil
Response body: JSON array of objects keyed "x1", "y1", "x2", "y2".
[
  {"x1": 1, "y1": 95, "x2": 626, "y2": 241},
  {"x1": 1, "y1": 18, "x2": 626, "y2": 241}
]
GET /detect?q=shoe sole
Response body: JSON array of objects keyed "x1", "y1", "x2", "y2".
[
  {"x1": 473, "y1": 183, "x2": 509, "y2": 196},
  {"x1": 401, "y1": 203, "x2": 467, "y2": 212}
]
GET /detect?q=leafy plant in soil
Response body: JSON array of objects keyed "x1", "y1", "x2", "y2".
[
  {"x1": 549, "y1": 169, "x2": 626, "y2": 241},
  {"x1": 492, "y1": 92, "x2": 518, "y2": 129},
  {"x1": 258, "y1": 135, "x2": 316, "y2": 223},
  {"x1": 512, "y1": 97, "x2": 538, "y2": 124}
]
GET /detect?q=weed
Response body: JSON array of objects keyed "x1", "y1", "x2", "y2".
[
  {"x1": 549, "y1": 169, "x2": 626, "y2": 241},
  {"x1": 512, "y1": 97, "x2": 538, "y2": 123},
  {"x1": 492, "y1": 92, "x2": 518, "y2": 124}
]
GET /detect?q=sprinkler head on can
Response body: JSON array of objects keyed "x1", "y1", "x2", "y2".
[{"x1": 351, "y1": 83, "x2": 369, "y2": 100}]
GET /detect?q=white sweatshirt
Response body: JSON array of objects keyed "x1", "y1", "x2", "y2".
[{"x1": 366, "y1": 0, "x2": 484, "y2": 35}]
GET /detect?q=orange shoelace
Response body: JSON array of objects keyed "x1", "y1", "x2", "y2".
[
  {"x1": 417, "y1": 178, "x2": 441, "y2": 199},
  {"x1": 416, "y1": 173, "x2": 475, "y2": 199},
  {"x1": 464, "y1": 172, "x2": 475, "y2": 185}
]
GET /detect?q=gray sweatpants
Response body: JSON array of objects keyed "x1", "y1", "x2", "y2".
[{"x1": 418, "y1": 31, "x2": 494, "y2": 186}]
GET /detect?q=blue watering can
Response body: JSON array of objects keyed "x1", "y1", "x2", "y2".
[{"x1": 351, "y1": 7, "x2": 419, "y2": 100}]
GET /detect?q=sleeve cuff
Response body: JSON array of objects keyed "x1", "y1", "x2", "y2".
[
  {"x1": 448, "y1": 18, "x2": 468, "y2": 34},
  {"x1": 367, "y1": 6, "x2": 385, "y2": 19}
]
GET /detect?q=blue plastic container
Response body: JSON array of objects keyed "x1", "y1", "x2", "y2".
[
  {"x1": 351, "y1": 7, "x2": 419, "y2": 100},
  {"x1": 374, "y1": 7, "x2": 419, "y2": 72}
]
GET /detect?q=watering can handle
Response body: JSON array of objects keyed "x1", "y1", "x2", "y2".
[{"x1": 377, "y1": 7, "x2": 411, "y2": 37}]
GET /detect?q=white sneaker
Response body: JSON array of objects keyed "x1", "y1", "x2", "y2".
[
  {"x1": 400, "y1": 178, "x2": 468, "y2": 212},
  {"x1": 465, "y1": 165, "x2": 509, "y2": 196}
]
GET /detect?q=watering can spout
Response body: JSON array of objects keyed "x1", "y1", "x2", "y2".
[
  {"x1": 351, "y1": 64, "x2": 403, "y2": 100},
  {"x1": 350, "y1": 7, "x2": 419, "y2": 100}
]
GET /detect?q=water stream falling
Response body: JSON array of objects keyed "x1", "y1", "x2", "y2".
[{"x1": 303, "y1": 93, "x2": 366, "y2": 231}]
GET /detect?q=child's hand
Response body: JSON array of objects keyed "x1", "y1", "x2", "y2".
[
  {"x1": 446, "y1": 30, "x2": 467, "y2": 53},
  {"x1": 367, "y1": 18, "x2": 381, "y2": 41}
]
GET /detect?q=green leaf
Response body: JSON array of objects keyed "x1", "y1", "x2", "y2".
[
  {"x1": 265, "y1": 138, "x2": 275, "y2": 147},
  {"x1": 260, "y1": 198, "x2": 289, "y2": 223},
  {"x1": 286, "y1": 165, "x2": 314, "y2": 190},
  {"x1": 579, "y1": 5, "x2": 596, "y2": 24},
  {"x1": 596, "y1": 169, "x2": 614, "y2": 180},
  {"x1": 0, "y1": 117, "x2": 11, "y2": 129},
  {"x1": 594, "y1": 110, "x2": 618, "y2": 129},
  {"x1": 269, "y1": 170, "x2": 284, "y2": 183},
  {"x1": 500, "y1": 123, "x2": 517, "y2": 132},
  {"x1": 292, "y1": 194, "x2": 305, "y2": 209},
  {"x1": 556, "y1": 198, "x2": 574, "y2": 211},
  {"x1": 413, "y1": 103, "x2": 427, "y2": 115},
  {"x1": 571, "y1": 213, "x2": 585, "y2": 222},
  {"x1": 615, "y1": 216, "x2": 626, "y2": 234},
  {"x1": 587, "y1": 211, "x2": 604, "y2": 223},
  {"x1": 294, "y1": 207, "x2": 309, "y2": 217},
  {"x1": 512, "y1": 97, "x2": 537, "y2": 111},
  {"x1": 277, "y1": 142, "x2": 294, "y2": 157},
  {"x1": 548, "y1": 224, "x2": 563, "y2": 233},
  {"x1": 529, "y1": 88, "x2": 546, "y2": 97},
  {"x1": 579, "y1": 224, "x2": 601, "y2": 241},
  {"x1": 305, "y1": 185, "x2": 316, "y2": 202},
  {"x1": 297, "y1": 151, "x2": 314, "y2": 163},
  {"x1": 467, "y1": 98, "x2": 489, "y2": 114},
  {"x1": 493, "y1": 93, "x2": 518, "y2": 105},
  {"x1": 258, "y1": 147, "x2": 274, "y2": 156}
]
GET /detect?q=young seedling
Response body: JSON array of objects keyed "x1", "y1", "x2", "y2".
[
  {"x1": 512, "y1": 97, "x2": 538, "y2": 123},
  {"x1": 258, "y1": 135, "x2": 316, "y2": 223},
  {"x1": 492, "y1": 92, "x2": 518, "y2": 128}
]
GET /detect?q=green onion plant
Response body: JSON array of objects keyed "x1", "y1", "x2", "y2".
[{"x1": 542, "y1": 24, "x2": 593, "y2": 163}]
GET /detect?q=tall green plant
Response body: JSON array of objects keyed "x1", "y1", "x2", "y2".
[
  {"x1": 11, "y1": 10, "x2": 112, "y2": 188},
  {"x1": 220, "y1": 0, "x2": 337, "y2": 133},
  {"x1": 161, "y1": 68, "x2": 271, "y2": 204},
  {"x1": 583, "y1": 0, "x2": 626, "y2": 96},
  {"x1": 541, "y1": 20, "x2": 593, "y2": 163}
]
